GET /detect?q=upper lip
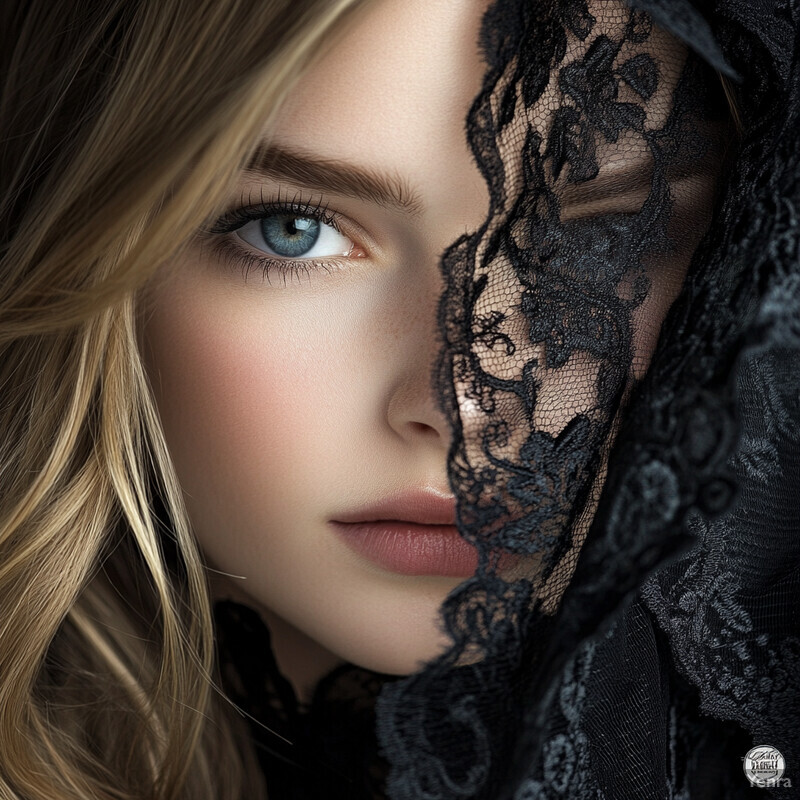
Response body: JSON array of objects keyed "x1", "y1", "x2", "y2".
[{"x1": 331, "y1": 488, "x2": 457, "y2": 525}]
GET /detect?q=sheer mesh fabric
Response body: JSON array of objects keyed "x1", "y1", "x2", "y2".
[
  {"x1": 216, "y1": 1, "x2": 800, "y2": 797},
  {"x1": 373, "y1": 1, "x2": 800, "y2": 798}
]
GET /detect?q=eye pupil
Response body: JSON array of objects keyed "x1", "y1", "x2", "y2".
[{"x1": 261, "y1": 214, "x2": 321, "y2": 257}]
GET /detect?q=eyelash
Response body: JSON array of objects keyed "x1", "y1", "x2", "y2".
[{"x1": 202, "y1": 189, "x2": 353, "y2": 284}]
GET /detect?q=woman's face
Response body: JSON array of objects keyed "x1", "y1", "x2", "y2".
[
  {"x1": 141, "y1": 0, "x2": 716, "y2": 699},
  {"x1": 141, "y1": 0, "x2": 491, "y2": 696}
]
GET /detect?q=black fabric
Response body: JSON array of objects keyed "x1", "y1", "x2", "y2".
[
  {"x1": 375, "y1": 0, "x2": 800, "y2": 797},
  {"x1": 215, "y1": 1, "x2": 800, "y2": 797},
  {"x1": 214, "y1": 600, "x2": 394, "y2": 799}
]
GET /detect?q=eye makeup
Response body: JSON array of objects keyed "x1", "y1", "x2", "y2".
[{"x1": 200, "y1": 188, "x2": 367, "y2": 285}]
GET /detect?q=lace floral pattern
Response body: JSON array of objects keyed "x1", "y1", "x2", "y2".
[{"x1": 374, "y1": 0, "x2": 800, "y2": 797}]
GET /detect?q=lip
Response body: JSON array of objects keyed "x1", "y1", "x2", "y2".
[
  {"x1": 331, "y1": 487, "x2": 458, "y2": 526},
  {"x1": 329, "y1": 521, "x2": 479, "y2": 577},
  {"x1": 330, "y1": 487, "x2": 477, "y2": 576}
]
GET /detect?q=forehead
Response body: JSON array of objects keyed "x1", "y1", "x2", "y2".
[{"x1": 266, "y1": 0, "x2": 489, "y2": 198}]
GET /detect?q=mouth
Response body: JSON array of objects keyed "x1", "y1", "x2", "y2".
[
  {"x1": 329, "y1": 487, "x2": 479, "y2": 577},
  {"x1": 328, "y1": 518, "x2": 480, "y2": 577}
]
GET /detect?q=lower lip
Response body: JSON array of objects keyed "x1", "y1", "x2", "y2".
[{"x1": 330, "y1": 521, "x2": 480, "y2": 577}]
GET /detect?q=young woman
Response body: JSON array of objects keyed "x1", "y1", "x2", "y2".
[{"x1": 2, "y1": 0, "x2": 797, "y2": 798}]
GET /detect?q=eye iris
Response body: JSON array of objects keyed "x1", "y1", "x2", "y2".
[{"x1": 261, "y1": 214, "x2": 321, "y2": 257}]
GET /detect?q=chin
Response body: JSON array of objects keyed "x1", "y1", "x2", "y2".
[
  {"x1": 306, "y1": 581, "x2": 463, "y2": 677},
  {"x1": 342, "y1": 639, "x2": 450, "y2": 677}
]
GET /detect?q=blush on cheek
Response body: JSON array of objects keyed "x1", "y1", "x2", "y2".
[{"x1": 140, "y1": 270, "x2": 349, "y2": 552}]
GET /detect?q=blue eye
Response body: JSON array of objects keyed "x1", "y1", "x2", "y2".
[
  {"x1": 236, "y1": 213, "x2": 354, "y2": 259},
  {"x1": 260, "y1": 215, "x2": 320, "y2": 257}
]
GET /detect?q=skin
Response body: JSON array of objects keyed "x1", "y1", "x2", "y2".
[
  {"x1": 140, "y1": 0, "x2": 719, "y2": 704},
  {"x1": 142, "y1": 0, "x2": 490, "y2": 704}
]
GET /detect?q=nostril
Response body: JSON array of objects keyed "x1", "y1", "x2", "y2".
[{"x1": 406, "y1": 420, "x2": 442, "y2": 437}]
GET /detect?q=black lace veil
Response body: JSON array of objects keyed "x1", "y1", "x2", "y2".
[
  {"x1": 215, "y1": 0, "x2": 799, "y2": 797},
  {"x1": 370, "y1": 1, "x2": 800, "y2": 797}
]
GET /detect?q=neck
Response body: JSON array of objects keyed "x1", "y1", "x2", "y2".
[{"x1": 208, "y1": 572, "x2": 345, "y2": 706}]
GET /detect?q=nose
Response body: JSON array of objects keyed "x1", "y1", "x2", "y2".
[{"x1": 385, "y1": 262, "x2": 453, "y2": 448}]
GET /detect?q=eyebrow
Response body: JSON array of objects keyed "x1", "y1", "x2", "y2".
[
  {"x1": 557, "y1": 160, "x2": 656, "y2": 211},
  {"x1": 244, "y1": 144, "x2": 423, "y2": 215},
  {"x1": 557, "y1": 154, "x2": 717, "y2": 217}
]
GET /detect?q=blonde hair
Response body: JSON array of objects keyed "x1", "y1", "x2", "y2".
[{"x1": 0, "y1": 1, "x2": 362, "y2": 797}]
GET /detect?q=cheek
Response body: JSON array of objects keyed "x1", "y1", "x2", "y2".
[{"x1": 140, "y1": 268, "x2": 366, "y2": 543}]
